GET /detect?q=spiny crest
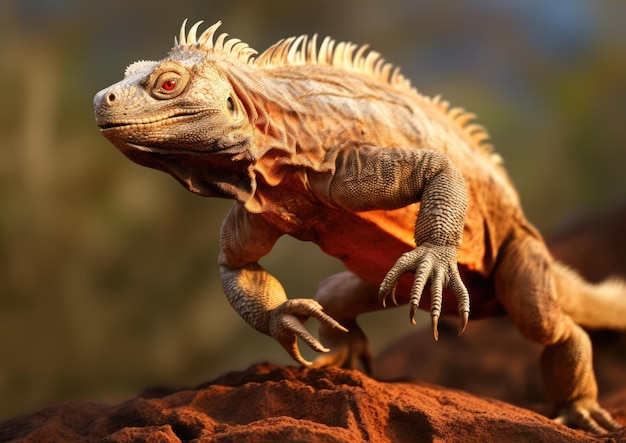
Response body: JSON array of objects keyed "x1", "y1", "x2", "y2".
[
  {"x1": 172, "y1": 20, "x2": 412, "y2": 90},
  {"x1": 124, "y1": 60, "x2": 157, "y2": 78},
  {"x1": 254, "y1": 35, "x2": 413, "y2": 90},
  {"x1": 172, "y1": 20, "x2": 493, "y2": 153},
  {"x1": 171, "y1": 19, "x2": 258, "y2": 63}
]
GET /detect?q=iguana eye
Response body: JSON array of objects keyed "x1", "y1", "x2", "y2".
[
  {"x1": 154, "y1": 73, "x2": 180, "y2": 95},
  {"x1": 149, "y1": 67, "x2": 189, "y2": 100},
  {"x1": 162, "y1": 79, "x2": 177, "y2": 91}
]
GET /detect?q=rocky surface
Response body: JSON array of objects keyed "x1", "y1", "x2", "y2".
[{"x1": 1, "y1": 362, "x2": 623, "y2": 442}]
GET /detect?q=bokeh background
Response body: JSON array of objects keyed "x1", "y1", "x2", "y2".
[{"x1": 1, "y1": 0, "x2": 624, "y2": 421}]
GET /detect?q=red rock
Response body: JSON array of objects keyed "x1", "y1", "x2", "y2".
[{"x1": 0, "y1": 362, "x2": 623, "y2": 442}]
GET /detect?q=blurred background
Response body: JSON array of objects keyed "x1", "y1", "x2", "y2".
[{"x1": 0, "y1": 0, "x2": 624, "y2": 421}]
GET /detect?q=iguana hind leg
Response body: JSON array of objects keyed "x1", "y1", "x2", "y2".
[
  {"x1": 311, "y1": 271, "x2": 381, "y2": 373},
  {"x1": 495, "y1": 234, "x2": 622, "y2": 434}
]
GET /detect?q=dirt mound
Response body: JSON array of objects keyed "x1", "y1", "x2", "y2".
[{"x1": 0, "y1": 362, "x2": 623, "y2": 442}]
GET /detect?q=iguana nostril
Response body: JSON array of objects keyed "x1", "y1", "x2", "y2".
[{"x1": 107, "y1": 92, "x2": 116, "y2": 104}]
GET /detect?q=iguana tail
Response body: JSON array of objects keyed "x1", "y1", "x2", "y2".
[{"x1": 554, "y1": 261, "x2": 626, "y2": 330}]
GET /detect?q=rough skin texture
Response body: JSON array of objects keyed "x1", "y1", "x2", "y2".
[{"x1": 94, "y1": 20, "x2": 626, "y2": 433}]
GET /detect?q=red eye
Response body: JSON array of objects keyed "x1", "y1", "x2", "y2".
[
  {"x1": 151, "y1": 70, "x2": 187, "y2": 99},
  {"x1": 162, "y1": 79, "x2": 177, "y2": 91}
]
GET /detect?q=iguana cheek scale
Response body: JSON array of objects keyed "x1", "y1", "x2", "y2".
[{"x1": 94, "y1": 20, "x2": 626, "y2": 434}]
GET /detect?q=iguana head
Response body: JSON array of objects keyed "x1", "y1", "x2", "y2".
[{"x1": 94, "y1": 20, "x2": 259, "y2": 200}]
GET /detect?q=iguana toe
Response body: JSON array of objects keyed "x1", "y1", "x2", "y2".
[
  {"x1": 310, "y1": 343, "x2": 373, "y2": 374},
  {"x1": 269, "y1": 299, "x2": 348, "y2": 366},
  {"x1": 554, "y1": 400, "x2": 623, "y2": 434}
]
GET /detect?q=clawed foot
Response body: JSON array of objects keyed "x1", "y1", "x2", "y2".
[
  {"x1": 309, "y1": 345, "x2": 373, "y2": 374},
  {"x1": 554, "y1": 399, "x2": 622, "y2": 434},
  {"x1": 379, "y1": 243, "x2": 470, "y2": 340},
  {"x1": 311, "y1": 319, "x2": 373, "y2": 373},
  {"x1": 268, "y1": 299, "x2": 348, "y2": 366}
]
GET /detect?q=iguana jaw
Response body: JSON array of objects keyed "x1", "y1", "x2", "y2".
[
  {"x1": 109, "y1": 140, "x2": 249, "y2": 158},
  {"x1": 97, "y1": 109, "x2": 226, "y2": 155},
  {"x1": 97, "y1": 113, "x2": 252, "y2": 158}
]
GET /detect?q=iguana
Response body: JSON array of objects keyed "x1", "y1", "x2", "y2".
[{"x1": 94, "y1": 20, "x2": 626, "y2": 433}]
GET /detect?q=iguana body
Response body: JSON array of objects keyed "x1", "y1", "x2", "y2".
[{"x1": 94, "y1": 20, "x2": 626, "y2": 433}]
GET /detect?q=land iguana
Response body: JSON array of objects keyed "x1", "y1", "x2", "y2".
[{"x1": 94, "y1": 20, "x2": 626, "y2": 433}]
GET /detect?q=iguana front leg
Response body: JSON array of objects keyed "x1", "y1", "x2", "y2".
[
  {"x1": 311, "y1": 145, "x2": 470, "y2": 338},
  {"x1": 219, "y1": 203, "x2": 347, "y2": 365}
]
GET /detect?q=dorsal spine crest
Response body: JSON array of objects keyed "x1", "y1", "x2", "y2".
[{"x1": 171, "y1": 19, "x2": 493, "y2": 152}]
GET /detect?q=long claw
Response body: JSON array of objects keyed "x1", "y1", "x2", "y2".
[
  {"x1": 280, "y1": 332, "x2": 314, "y2": 367},
  {"x1": 554, "y1": 401, "x2": 623, "y2": 434},
  {"x1": 290, "y1": 299, "x2": 349, "y2": 333},
  {"x1": 316, "y1": 311, "x2": 349, "y2": 333},
  {"x1": 282, "y1": 316, "x2": 329, "y2": 351},
  {"x1": 379, "y1": 282, "x2": 398, "y2": 308},
  {"x1": 379, "y1": 288, "x2": 387, "y2": 308},
  {"x1": 270, "y1": 299, "x2": 348, "y2": 366},
  {"x1": 432, "y1": 312, "x2": 440, "y2": 341},
  {"x1": 591, "y1": 408, "x2": 623, "y2": 432},
  {"x1": 380, "y1": 250, "x2": 419, "y2": 308},
  {"x1": 458, "y1": 310, "x2": 469, "y2": 336},
  {"x1": 409, "y1": 303, "x2": 418, "y2": 325}
]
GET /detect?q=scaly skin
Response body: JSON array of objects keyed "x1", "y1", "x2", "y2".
[{"x1": 94, "y1": 20, "x2": 626, "y2": 433}]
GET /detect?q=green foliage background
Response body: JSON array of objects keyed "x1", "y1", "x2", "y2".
[{"x1": 0, "y1": 0, "x2": 624, "y2": 420}]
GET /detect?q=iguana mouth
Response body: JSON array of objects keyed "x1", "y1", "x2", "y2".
[
  {"x1": 124, "y1": 143, "x2": 211, "y2": 155},
  {"x1": 98, "y1": 110, "x2": 210, "y2": 130},
  {"x1": 121, "y1": 139, "x2": 250, "y2": 156}
]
